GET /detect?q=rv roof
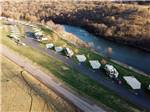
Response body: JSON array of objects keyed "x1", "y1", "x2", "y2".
[
  {"x1": 76, "y1": 55, "x2": 86, "y2": 62},
  {"x1": 123, "y1": 76, "x2": 141, "y2": 89},
  {"x1": 89, "y1": 60, "x2": 101, "y2": 69},
  {"x1": 55, "y1": 46, "x2": 63, "y2": 52}
]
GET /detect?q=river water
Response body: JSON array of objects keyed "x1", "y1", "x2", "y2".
[{"x1": 64, "y1": 25, "x2": 150, "y2": 74}]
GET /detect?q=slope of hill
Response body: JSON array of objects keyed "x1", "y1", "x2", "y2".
[{"x1": 1, "y1": 56, "x2": 78, "y2": 112}]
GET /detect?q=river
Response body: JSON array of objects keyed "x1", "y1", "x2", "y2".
[{"x1": 64, "y1": 25, "x2": 150, "y2": 75}]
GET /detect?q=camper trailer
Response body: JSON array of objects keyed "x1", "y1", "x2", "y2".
[
  {"x1": 64, "y1": 48, "x2": 74, "y2": 57},
  {"x1": 104, "y1": 64, "x2": 119, "y2": 78}
]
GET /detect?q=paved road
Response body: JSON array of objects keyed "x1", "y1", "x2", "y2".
[
  {"x1": 1, "y1": 44, "x2": 106, "y2": 112},
  {"x1": 22, "y1": 25, "x2": 150, "y2": 111}
]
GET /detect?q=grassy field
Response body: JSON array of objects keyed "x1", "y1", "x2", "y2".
[
  {"x1": 1, "y1": 23, "x2": 148, "y2": 112},
  {"x1": 1, "y1": 56, "x2": 77, "y2": 112}
]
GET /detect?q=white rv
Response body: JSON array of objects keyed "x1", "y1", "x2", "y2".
[
  {"x1": 64, "y1": 48, "x2": 74, "y2": 57},
  {"x1": 46, "y1": 43, "x2": 54, "y2": 49},
  {"x1": 104, "y1": 64, "x2": 119, "y2": 78}
]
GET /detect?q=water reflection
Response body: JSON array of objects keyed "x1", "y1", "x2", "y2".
[{"x1": 64, "y1": 25, "x2": 150, "y2": 74}]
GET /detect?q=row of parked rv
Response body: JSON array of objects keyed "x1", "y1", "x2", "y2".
[
  {"x1": 1, "y1": 16, "x2": 149, "y2": 91},
  {"x1": 75, "y1": 54, "x2": 144, "y2": 90},
  {"x1": 75, "y1": 54, "x2": 143, "y2": 90},
  {"x1": 8, "y1": 25, "x2": 26, "y2": 46},
  {"x1": 7, "y1": 18, "x2": 148, "y2": 91},
  {"x1": 46, "y1": 43, "x2": 74, "y2": 57},
  {"x1": 24, "y1": 21, "x2": 149, "y2": 91},
  {"x1": 8, "y1": 25, "x2": 148, "y2": 91},
  {"x1": 45, "y1": 42, "x2": 143, "y2": 90},
  {"x1": 31, "y1": 27, "x2": 120, "y2": 79},
  {"x1": 9, "y1": 25, "x2": 20, "y2": 41},
  {"x1": 31, "y1": 26, "x2": 146, "y2": 91}
]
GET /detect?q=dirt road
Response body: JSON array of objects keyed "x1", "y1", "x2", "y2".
[{"x1": 1, "y1": 44, "x2": 106, "y2": 112}]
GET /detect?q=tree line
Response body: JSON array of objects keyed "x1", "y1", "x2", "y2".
[{"x1": 1, "y1": 1, "x2": 150, "y2": 51}]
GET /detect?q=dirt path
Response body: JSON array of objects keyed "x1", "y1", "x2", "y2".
[
  {"x1": 1, "y1": 44, "x2": 106, "y2": 112},
  {"x1": 1, "y1": 55, "x2": 78, "y2": 112}
]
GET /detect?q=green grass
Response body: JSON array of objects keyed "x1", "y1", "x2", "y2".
[{"x1": 1, "y1": 27, "x2": 147, "y2": 112}]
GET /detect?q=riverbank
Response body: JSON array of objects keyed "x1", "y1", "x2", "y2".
[
  {"x1": 34, "y1": 21, "x2": 150, "y2": 78},
  {"x1": 1, "y1": 1, "x2": 150, "y2": 51},
  {"x1": 49, "y1": 2, "x2": 150, "y2": 52},
  {"x1": 63, "y1": 25, "x2": 150, "y2": 74}
]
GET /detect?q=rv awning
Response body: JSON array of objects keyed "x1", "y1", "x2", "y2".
[
  {"x1": 123, "y1": 76, "x2": 141, "y2": 89},
  {"x1": 89, "y1": 60, "x2": 101, "y2": 69},
  {"x1": 76, "y1": 55, "x2": 86, "y2": 62},
  {"x1": 55, "y1": 46, "x2": 63, "y2": 52},
  {"x1": 46, "y1": 43, "x2": 54, "y2": 49}
]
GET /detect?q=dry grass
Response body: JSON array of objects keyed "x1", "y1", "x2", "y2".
[{"x1": 1, "y1": 56, "x2": 77, "y2": 112}]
